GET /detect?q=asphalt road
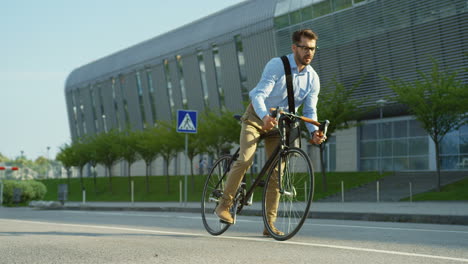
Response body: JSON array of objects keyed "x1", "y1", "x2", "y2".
[{"x1": 1, "y1": 207, "x2": 468, "y2": 264}]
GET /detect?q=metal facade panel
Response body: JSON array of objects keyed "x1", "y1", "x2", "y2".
[
  {"x1": 243, "y1": 29, "x2": 277, "y2": 92},
  {"x1": 202, "y1": 50, "x2": 221, "y2": 110},
  {"x1": 168, "y1": 59, "x2": 183, "y2": 111},
  {"x1": 275, "y1": 0, "x2": 467, "y2": 108},
  {"x1": 183, "y1": 53, "x2": 205, "y2": 112},
  {"x1": 123, "y1": 73, "x2": 143, "y2": 130},
  {"x1": 115, "y1": 77, "x2": 127, "y2": 130},
  {"x1": 100, "y1": 80, "x2": 116, "y2": 131},
  {"x1": 65, "y1": 92, "x2": 78, "y2": 140},
  {"x1": 82, "y1": 86, "x2": 96, "y2": 135},
  {"x1": 139, "y1": 70, "x2": 155, "y2": 126},
  {"x1": 151, "y1": 65, "x2": 172, "y2": 121},
  {"x1": 219, "y1": 41, "x2": 243, "y2": 112},
  {"x1": 73, "y1": 90, "x2": 84, "y2": 138},
  {"x1": 93, "y1": 84, "x2": 105, "y2": 133}
]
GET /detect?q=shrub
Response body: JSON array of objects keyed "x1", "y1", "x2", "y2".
[
  {"x1": 1, "y1": 180, "x2": 47, "y2": 205},
  {"x1": 28, "y1": 180, "x2": 47, "y2": 200}
]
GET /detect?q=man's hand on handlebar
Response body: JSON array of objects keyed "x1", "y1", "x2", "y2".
[
  {"x1": 311, "y1": 130, "x2": 327, "y2": 145},
  {"x1": 262, "y1": 115, "x2": 278, "y2": 131}
]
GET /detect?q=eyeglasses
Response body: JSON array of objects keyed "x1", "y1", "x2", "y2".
[{"x1": 295, "y1": 44, "x2": 317, "y2": 53}]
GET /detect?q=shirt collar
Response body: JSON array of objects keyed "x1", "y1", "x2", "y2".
[{"x1": 288, "y1": 53, "x2": 312, "y2": 74}]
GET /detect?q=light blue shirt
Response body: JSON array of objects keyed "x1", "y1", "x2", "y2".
[{"x1": 249, "y1": 53, "x2": 320, "y2": 133}]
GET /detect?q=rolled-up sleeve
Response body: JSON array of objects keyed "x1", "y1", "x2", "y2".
[
  {"x1": 249, "y1": 58, "x2": 283, "y2": 120},
  {"x1": 303, "y1": 72, "x2": 320, "y2": 133}
]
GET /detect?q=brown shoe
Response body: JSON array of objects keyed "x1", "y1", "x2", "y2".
[
  {"x1": 263, "y1": 226, "x2": 285, "y2": 237},
  {"x1": 215, "y1": 196, "x2": 234, "y2": 224}
]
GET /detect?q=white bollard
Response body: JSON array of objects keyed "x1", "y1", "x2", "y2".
[
  {"x1": 131, "y1": 180, "x2": 134, "y2": 205},
  {"x1": 82, "y1": 189, "x2": 86, "y2": 205},
  {"x1": 377, "y1": 181, "x2": 380, "y2": 203},
  {"x1": 409, "y1": 182, "x2": 413, "y2": 203},
  {"x1": 179, "y1": 180, "x2": 183, "y2": 205},
  {"x1": 341, "y1": 181, "x2": 344, "y2": 202}
]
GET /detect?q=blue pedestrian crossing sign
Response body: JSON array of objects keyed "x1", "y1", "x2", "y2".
[{"x1": 177, "y1": 110, "x2": 198, "y2": 133}]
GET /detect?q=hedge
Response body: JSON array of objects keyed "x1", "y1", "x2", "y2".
[{"x1": 1, "y1": 180, "x2": 47, "y2": 205}]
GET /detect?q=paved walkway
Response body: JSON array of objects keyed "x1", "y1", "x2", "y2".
[{"x1": 29, "y1": 201, "x2": 468, "y2": 226}]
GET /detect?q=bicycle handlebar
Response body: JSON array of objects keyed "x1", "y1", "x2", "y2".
[{"x1": 269, "y1": 107, "x2": 330, "y2": 135}]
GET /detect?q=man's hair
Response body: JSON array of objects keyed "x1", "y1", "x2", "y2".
[{"x1": 292, "y1": 29, "x2": 318, "y2": 44}]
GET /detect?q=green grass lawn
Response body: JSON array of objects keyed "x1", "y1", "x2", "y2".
[
  {"x1": 39, "y1": 171, "x2": 387, "y2": 203},
  {"x1": 401, "y1": 177, "x2": 468, "y2": 201}
]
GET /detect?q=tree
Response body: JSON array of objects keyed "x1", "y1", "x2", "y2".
[
  {"x1": 119, "y1": 129, "x2": 140, "y2": 194},
  {"x1": 385, "y1": 59, "x2": 468, "y2": 191},
  {"x1": 0, "y1": 153, "x2": 10, "y2": 163},
  {"x1": 156, "y1": 121, "x2": 184, "y2": 194},
  {"x1": 94, "y1": 129, "x2": 123, "y2": 193},
  {"x1": 134, "y1": 128, "x2": 161, "y2": 193},
  {"x1": 312, "y1": 78, "x2": 368, "y2": 192},
  {"x1": 33, "y1": 156, "x2": 49, "y2": 179},
  {"x1": 81, "y1": 135, "x2": 99, "y2": 194},
  {"x1": 186, "y1": 132, "x2": 205, "y2": 191},
  {"x1": 56, "y1": 144, "x2": 75, "y2": 186},
  {"x1": 199, "y1": 109, "x2": 241, "y2": 158},
  {"x1": 71, "y1": 140, "x2": 90, "y2": 191}
]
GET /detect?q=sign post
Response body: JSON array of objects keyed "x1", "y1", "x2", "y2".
[{"x1": 176, "y1": 110, "x2": 198, "y2": 207}]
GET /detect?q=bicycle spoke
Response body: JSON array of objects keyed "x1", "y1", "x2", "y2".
[
  {"x1": 262, "y1": 147, "x2": 314, "y2": 241},
  {"x1": 201, "y1": 155, "x2": 232, "y2": 236}
]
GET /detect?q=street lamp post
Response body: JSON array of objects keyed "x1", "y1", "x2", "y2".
[{"x1": 376, "y1": 99, "x2": 387, "y2": 175}]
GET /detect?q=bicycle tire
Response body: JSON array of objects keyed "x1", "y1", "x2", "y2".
[
  {"x1": 262, "y1": 147, "x2": 314, "y2": 241},
  {"x1": 201, "y1": 155, "x2": 233, "y2": 236}
]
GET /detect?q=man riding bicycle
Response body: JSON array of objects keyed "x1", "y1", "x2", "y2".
[{"x1": 215, "y1": 29, "x2": 326, "y2": 236}]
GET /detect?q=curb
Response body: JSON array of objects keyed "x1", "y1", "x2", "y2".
[{"x1": 32, "y1": 205, "x2": 468, "y2": 226}]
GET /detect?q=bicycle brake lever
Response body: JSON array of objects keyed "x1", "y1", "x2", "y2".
[{"x1": 319, "y1": 120, "x2": 330, "y2": 136}]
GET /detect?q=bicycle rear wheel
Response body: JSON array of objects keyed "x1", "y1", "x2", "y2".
[
  {"x1": 201, "y1": 155, "x2": 232, "y2": 235},
  {"x1": 262, "y1": 147, "x2": 314, "y2": 241}
]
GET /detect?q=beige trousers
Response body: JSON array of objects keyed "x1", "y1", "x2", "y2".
[{"x1": 222, "y1": 104, "x2": 282, "y2": 223}]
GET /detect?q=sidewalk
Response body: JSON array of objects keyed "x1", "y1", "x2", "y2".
[{"x1": 31, "y1": 201, "x2": 468, "y2": 226}]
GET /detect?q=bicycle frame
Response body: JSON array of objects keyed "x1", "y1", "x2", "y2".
[{"x1": 211, "y1": 113, "x2": 293, "y2": 211}]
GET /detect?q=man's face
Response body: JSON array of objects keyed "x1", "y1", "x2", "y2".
[{"x1": 292, "y1": 37, "x2": 317, "y2": 67}]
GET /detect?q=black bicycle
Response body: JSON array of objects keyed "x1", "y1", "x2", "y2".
[{"x1": 201, "y1": 108, "x2": 329, "y2": 241}]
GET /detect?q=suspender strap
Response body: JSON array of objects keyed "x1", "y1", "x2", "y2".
[{"x1": 280, "y1": 55, "x2": 295, "y2": 114}]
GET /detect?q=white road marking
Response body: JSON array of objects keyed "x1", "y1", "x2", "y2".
[
  {"x1": 2, "y1": 218, "x2": 468, "y2": 263},
  {"x1": 64, "y1": 210, "x2": 468, "y2": 234}
]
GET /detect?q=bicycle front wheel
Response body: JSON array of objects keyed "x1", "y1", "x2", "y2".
[
  {"x1": 201, "y1": 155, "x2": 232, "y2": 236},
  {"x1": 262, "y1": 147, "x2": 314, "y2": 241}
]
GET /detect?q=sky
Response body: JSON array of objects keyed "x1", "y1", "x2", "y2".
[{"x1": 1, "y1": 0, "x2": 245, "y2": 161}]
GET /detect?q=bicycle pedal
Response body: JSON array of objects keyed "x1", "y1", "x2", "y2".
[{"x1": 219, "y1": 219, "x2": 234, "y2": 225}]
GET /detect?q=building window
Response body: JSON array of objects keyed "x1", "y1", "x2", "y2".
[
  {"x1": 360, "y1": 119, "x2": 429, "y2": 171},
  {"x1": 111, "y1": 78, "x2": 121, "y2": 130},
  {"x1": 71, "y1": 91, "x2": 79, "y2": 137},
  {"x1": 146, "y1": 69, "x2": 157, "y2": 123},
  {"x1": 119, "y1": 75, "x2": 130, "y2": 127},
  {"x1": 97, "y1": 84, "x2": 107, "y2": 132},
  {"x1": 197, "y1": 50, "x2": 209, "y2": 108},
  {"x1": 176, "y1": 55, "x2": 188, "y2": 109},
  {"x1": 440, "y1": 125, "x2": 468, "y2": 170},
  {"x1": 212, "y1": 44, "x2": 225, "y2": 110},
  {"x1": 76, "y1": 88, "x2": 87, "y2": 135},
  {"x1": 234, "y1": 35, "x2": 249, "y2": 102},
  {"x1": 163, "y1": 59, "x2": 175, "y2": 116},
  {"x1": 136, "y1": 71, "x2": 147, "y2": 129},
  {"x1": 89, "y1": 85, "x2": 99, "y2": 132}
]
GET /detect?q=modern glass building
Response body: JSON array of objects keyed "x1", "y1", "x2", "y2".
[{"x1": 65, "y1": 0, "x2": 467, "y2": 176}]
